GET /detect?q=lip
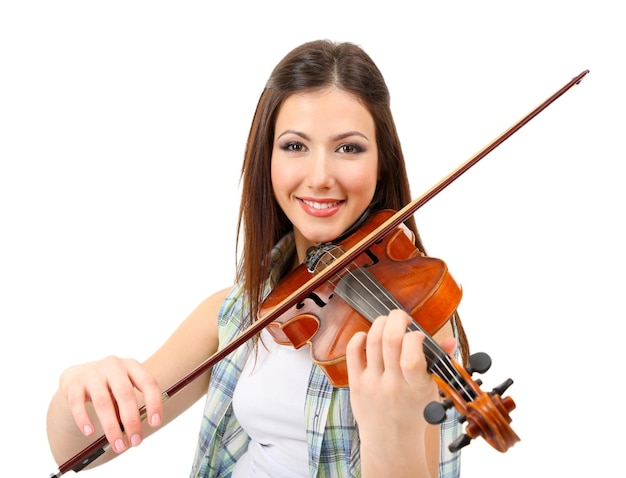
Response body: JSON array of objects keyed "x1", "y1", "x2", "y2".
[{"x1": 297, "y1": 197, "x2": 344, "y2": 217}]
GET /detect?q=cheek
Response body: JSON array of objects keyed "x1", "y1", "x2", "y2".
[
  {"x1": 346, "y1": 167, "x2": 378, "y2": 198},
  {"x1": 271, "y1": 160, "x2": 295, "y2": 200}
]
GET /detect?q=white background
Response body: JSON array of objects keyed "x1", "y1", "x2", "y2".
[{"x1": 1, "y1": 1, "x2": 624, "y2": 477}]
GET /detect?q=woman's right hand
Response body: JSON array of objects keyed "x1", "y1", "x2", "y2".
[
  {"x1": 58, "y1": 356, "x2": 164, "y2": 454},
  {"x1": 47, "y1": 288, "x2": 226, "y2": 468}
]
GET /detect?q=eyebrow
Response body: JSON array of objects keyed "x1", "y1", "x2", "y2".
[{"x1": 275, "y1": 130, "x2": 371, "y2": 142}]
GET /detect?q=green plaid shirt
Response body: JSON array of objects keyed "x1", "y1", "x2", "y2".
[{"x1": 190, "y1": 233, "x2": 462, "y2": 477}]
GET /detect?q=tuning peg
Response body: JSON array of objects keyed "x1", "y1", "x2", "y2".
[
  {"x1": 424, "y1": 398, "x2": 454, "y2": 424},
  {"x1": 492, "y1": 378, "x2": 514, "y2": 396},
  {"x1": 449, "y1": 433, "x2": 473, "y2": 452},
  {"x1": 466, "y1": 351, "x2": 491, "y2": 374}
]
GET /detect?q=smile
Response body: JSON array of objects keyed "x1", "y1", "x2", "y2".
[{"x1": 300, "y1": 199, "x2": 343, "y2": 210}]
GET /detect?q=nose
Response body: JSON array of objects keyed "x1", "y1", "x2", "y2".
[{"x1": 306, "y1": 151, "x2": 335, "y2": 189}]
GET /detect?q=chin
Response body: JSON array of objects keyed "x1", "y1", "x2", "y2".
[
  {"x1": 293, "y1": 214, "x2": 357, "y2": 247},
  {"x1": 312, "y1": 231, "x2": 346, "y2": 245}
]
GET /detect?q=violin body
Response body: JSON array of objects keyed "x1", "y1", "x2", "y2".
[{"x1": 263, "y1": 209, "x2": 462, "y2": 387}]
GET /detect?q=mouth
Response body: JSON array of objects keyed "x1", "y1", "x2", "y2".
[{"x1": 299, "y1": 198, "x2": 344, "y2": 210}]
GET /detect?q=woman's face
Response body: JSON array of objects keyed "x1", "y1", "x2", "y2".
[{"x1": 271, "y1": 87, "x2": 379, "y2": 261}]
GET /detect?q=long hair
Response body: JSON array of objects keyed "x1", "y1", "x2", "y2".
[{"x1": 236, "y1": 40, "x2": 468, "y2": 361}]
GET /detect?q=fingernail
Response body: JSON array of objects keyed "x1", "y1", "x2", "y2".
[
  {"x1": 149, "y1": 413, "x2": 161, "y2": 427},
  {"x1": 130, "y1": 434, "x2": 142, "y2": 447},
  {"x1": 114, "y1": 438, "x2": 127, "y2": 453},
  {"x1": 82, "y1": 425, "x2": 93, "y2": 436}
]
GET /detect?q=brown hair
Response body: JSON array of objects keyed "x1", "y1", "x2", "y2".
[{"x1": 236, "y1": 39, "x2": 468, "y2": 361}]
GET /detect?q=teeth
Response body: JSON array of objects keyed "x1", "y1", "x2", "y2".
[{"x1": 301, "y1": 199, "x2": 341, "y2": 210}]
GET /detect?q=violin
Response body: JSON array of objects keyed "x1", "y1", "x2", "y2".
[
  {"x1": 49, "y1": 69, "x2": 589, "y2": 476},
  {"x1": 263, "y1": 208, "x2": 519, "y2": 453}
]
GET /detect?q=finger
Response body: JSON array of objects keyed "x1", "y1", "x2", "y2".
[
  {"x1": 105, "y1": 359, "x2": 158, "y2": 450},
  {"x1": 380, "y1": 310, "x2": 412, "y2": 375},
  {"x1": 66, "y1": 385, "x2": 97, "y2": 438},
  {"x1": 127, "y1": 361, "x2": 163, "y2": 429},
  {"x1": 399, "y1": 330, "x2": 430, "y2": 387},
  {"x1": 346, "y1": 330, "x2": 368, "y2": 384},
  {"x1": 364, "y1": 315, "x2": 387, "y2": 374},
  {"x1": 440, "y1": 337, "x2": 457, "y2": 358},
  {"x1": 88, "y1": 374, "x2": 130, "y2": 453}
]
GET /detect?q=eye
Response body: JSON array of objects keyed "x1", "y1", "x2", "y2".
[
  {"x1": 280, "y1": 141, "x2": 307, "y2": 153},
  {"x1": 337, "y1": 143, "x2": 364, "y2": 154}
]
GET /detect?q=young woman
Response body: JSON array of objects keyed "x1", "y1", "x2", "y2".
[{"x1": 47, "y1": 39, "x2": 468, "y2": 478}]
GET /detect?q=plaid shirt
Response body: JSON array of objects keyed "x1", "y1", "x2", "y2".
[{"x1": 190, "y1": 233, "x2": 462, "y2": 477}]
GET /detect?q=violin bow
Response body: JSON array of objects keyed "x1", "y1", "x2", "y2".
[{"x1": 50, "y1": 69, "x2": 589, "y2": 477}]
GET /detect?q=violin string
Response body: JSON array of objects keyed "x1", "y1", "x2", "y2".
[{"x1": 319, "y1": 249, "x2": 474, "y2": 402}]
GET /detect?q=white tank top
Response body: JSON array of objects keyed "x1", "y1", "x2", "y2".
[{"x1": 231, "y1": 328, "x2": 312, "y2": 477}]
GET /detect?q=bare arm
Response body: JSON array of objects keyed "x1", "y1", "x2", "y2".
[{"x1": 46, "y1": 286, "x2": 231, "y2": 469}]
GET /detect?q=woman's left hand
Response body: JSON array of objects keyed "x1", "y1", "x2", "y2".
[{"x1": 346, "y1": 309, "x2": 456, "y2": 477}]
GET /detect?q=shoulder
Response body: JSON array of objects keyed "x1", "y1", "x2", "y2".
[{"x1": 193, "y1": 286, "x2": 234, "y2": 321}]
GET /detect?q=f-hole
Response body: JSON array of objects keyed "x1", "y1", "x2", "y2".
[
  {"x1": 362, "y1": 248, "x2": 380, "y2": 268},
  {"x1": 296, "y1": 291, "x2": 333, "y2": 309}
]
